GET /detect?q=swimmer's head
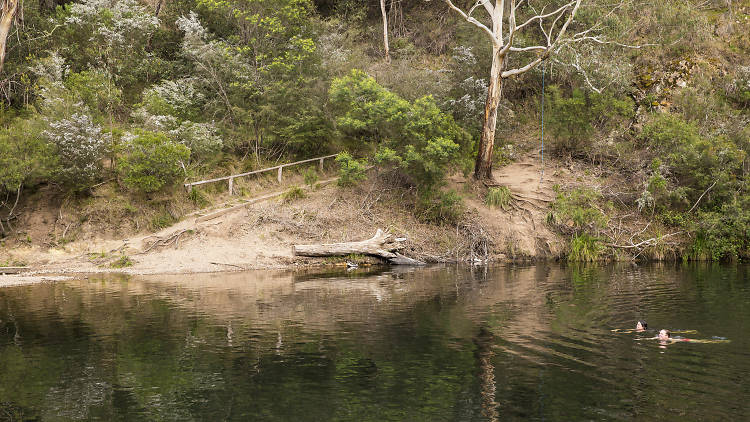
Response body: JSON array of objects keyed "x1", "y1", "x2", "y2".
[
  {"x1": 658, "y1": 329, "x2": 671, "y2": 340},
  {"x1": 636, "y1": 320, "x2": 647, "y2": 331}
]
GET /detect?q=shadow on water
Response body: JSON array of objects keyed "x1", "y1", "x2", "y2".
[{"x1": 0, "y1": 263, "x2": 749, "y2": 420}]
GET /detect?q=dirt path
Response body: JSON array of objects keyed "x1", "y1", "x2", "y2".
[{"x1": 456, "y1": 158, "x2": 568, "y2": 259}]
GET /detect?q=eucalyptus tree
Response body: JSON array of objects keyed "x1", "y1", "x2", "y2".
[
  {"x1": 0, "y1": 0, "x2": 19, "y2": 74},
  {"x1": 380, "y1": 0, "x2": 390, "y2": 63},
  {"x1": 444, "y1": 0, "x2": 626, "y2": 180}
]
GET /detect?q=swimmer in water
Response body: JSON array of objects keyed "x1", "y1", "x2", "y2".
[
  {"x1": 636, "y1": 320, "x2": 647, "y2": 332},
  {"x1": 658, "y1": 329, "x2": 670, "y2": 341},
  {"x1": 639, "y1": 329, "x2": 731, "y2": 344}
]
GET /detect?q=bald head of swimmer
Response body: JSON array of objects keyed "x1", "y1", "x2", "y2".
[
  {"x1": 658, "y1": 329, "x2": 671, "y2": 340},
  {"x1": 636, "y1": 320, "x2": 647, "y2": 332}
]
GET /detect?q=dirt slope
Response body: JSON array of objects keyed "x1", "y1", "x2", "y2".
[{"x1": 3, "y1": 156, "x2": 577, "y2": 276}]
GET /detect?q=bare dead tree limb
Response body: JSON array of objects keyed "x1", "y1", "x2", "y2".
[
  {"x1": 606, "y1": 232, "x2": 681, "y2": 249},
  {"x1": 687, "y1": 180, "x2": 717, "y2": 214}
]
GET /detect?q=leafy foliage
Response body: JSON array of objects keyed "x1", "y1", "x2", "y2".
[
  {"x1": 303, "y1": 167, "x2": 318, "y2": 188},
  {"x1": 547, "y1": 187, "x2": 608, "y2": 235},
  {"x1": 546, "y1": 85, "x2": 633, "y2": 155},
  {"x1": 689, "y1": 199, "x2": 750, "y2": 261},
  {"x1": 332, "y1": 70, "x2": 470, "y2": 192},
  {"x1": 417, "y1": 190, "x2": 463, "y2": 225},
  {"x1": 725, "y1": 66, "x2": 750, "y2": 108},
  {"x1": 639, "y1": 113, "x2": 746, "y2": 210},
  {"x1": 0, "y1": 115, "x2": 57, "y2": 194},
  {"x1": 118, "y1": 132, "x2": 189, "y2": 193},
  {"x1": 61, "y1": 0, "x2": 160, "y2": 90},
  {"x1": 44, "y1": 113, "x2": 110, "y2": 191},
  {"x1": 335, "y1": 152, "x2": 366, "y2": 187}
]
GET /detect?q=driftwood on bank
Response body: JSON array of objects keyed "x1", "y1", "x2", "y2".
[{"x1": 293, "y1": 229, "x2": 425, "y2": 265}]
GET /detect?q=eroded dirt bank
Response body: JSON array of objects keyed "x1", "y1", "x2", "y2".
[{"x1": 1, "y1": 157, "x2": 577, "y2": 280}]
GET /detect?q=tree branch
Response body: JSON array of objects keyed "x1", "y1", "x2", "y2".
[
  {"x1": 569, "y1": 35, "x2": 656, "y2": 49},
  {"x1": 687, "y1": 180, "x2": 717, "y2": 214},
  {"x1": 501, "y1": 0, "x2": 581, "y2": 78},
  {"x1": 606, "y1": 232, "x2": 682, "y2": 249},
  {"x1": 514, "y1": 1, "x2": 575, "y2": 32},
  {"x1": 444, "y1": 0, "x2": 497, "y2": 43}
]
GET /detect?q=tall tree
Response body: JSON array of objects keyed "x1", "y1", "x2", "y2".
[
  {"x1": 445, "y1": 0, "x2": 605, "y2": 180},
  {"x1": 0, "y1": 0, "x2": 19, "y2": 74},
  {"x1": 380, "y1": 0, "x2": 390, "y2": 63}
]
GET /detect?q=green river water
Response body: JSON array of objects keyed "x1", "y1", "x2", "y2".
[{"x1": 1, "y1": 263, "x2": 748, "y2": 421}]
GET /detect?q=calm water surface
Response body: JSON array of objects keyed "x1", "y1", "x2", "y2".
[{"x1": 1, "y1": 264, "x2": 749, "y2": 421}]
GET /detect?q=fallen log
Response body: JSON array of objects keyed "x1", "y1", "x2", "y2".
[{"x1": 293, "y1": 229, "x2": 425, "y2": 265}]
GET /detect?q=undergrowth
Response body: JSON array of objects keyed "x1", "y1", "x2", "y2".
[
  {"x1": 485, "y1": 186, "x2": 512, "y2": 210},
  {"x1": 283, "y1": 186, "x2": 306, "y2": 203},
  {"x1": 109, "y1": 255, "x2": 133, "y2": 268},
  {"x1": 568, "y1": 234, "x2": 603, "y2": 262}
]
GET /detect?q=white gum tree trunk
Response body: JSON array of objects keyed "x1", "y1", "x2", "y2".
[
  {"x1": 380, "y1": 0, "x2": 390, "y2": 64},
  {"x1": 0, "y1": 0, "x2": 19, "y2": 74},
  {"x1": 476, "y1": 47, "x2": 503, "y2": 179},
  {"x1": 445, "y1": 0, "x2": 585, "y2": 180}
]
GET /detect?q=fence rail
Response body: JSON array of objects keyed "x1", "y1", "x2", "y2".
[{"x1": 184, "y1": 154, "x2": 338, "y2": 195}]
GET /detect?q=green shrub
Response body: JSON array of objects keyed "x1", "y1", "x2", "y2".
[
  {"x1": 303, "y1": 167, "x2": 318, "y2": 188},
  {"x1": 65, "y1": 69, "x2": 122, "y2": 116},
  {"x1": 0, "y1": 116, "x2": 56, "y2": 196},
  {"x1": 725, "y1": 66, "x2": 750, "y2": 107},
  {"x1": 688, "y1": 199, "x2": 750, "y2": 261},
  {"x1": 118, "y1": 132, "x2": 190, "y2": 193},
  {"x1": 336, "y1": 152, "x2": 367, "y2": 187},
  {"x1": 44, "y1": 113, "x2": 110, "y2": 191},
  {"x1": 639, "y1": 113, "x2": 701, "y2": 150},
  {"x1": 485, "y1": 186, "x2": 512, "y2": 210},
  {"x1": 640, "y1": 114, "x2": 745, "y2": 209},
  {"x1": 568, "y1": 234, "x2": 603, "y2": 262},
  {"x1": 547, "y1": 187, "x2": 608, "y2": 234},
  {"x1": 546, "y1": 85, "x2": 633, "y2": 155},
  {"x1": 283, "y1": 186, "x2": 306, "y2": 203},
  {"x1": 418, "y1": 190, "x2": 463, "y2": 225},
  {"x1": 331, "y1": 70, "x2": 470, "y2": 192}
]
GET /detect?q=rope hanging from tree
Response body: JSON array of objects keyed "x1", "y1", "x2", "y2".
[{"x1": 539, "y1": 61, "x2": 547, "y2": 188}]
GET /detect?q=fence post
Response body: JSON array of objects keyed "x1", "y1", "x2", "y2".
[
  {"x1": 319, "y1": 158, "x2": 324, "y2": 172},
  {"x1": 228, "y1": 177, "x2": 234, "y2": 195},
  {"x1": 277, "y1": 166, "x2": 283, "y2": 183}
]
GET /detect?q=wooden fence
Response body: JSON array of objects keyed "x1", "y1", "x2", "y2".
[{"x1": 184, "y1": 154, "x2": 338, "y2": 195}]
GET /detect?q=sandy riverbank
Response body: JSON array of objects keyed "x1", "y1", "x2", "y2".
[{"x1": 1, "y1": 159, "x2": 574, "y2": 284}]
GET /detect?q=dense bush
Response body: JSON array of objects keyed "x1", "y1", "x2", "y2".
[
  {"x1": 639, "y1": 113, "x2": 745, "y2": 210},
  {"x1": 61, "y1": 0, "x2": 160, "y2": 90},
  {"x1": 417, "y1": 190, "x2": 463, "y2": 225},
  {"x1": 118, "y1": 132, "x2": 189, "y2": 193},
  {"x1": 547, "y1": 187, "x2": 609, "y2": 235},
  {"x1": 331, "y1": 70, "x2": 470, "y2": 192},
  {"x1": 689, "y1": 199, "x2": 750, "y2": 261},
  {"x1": 546, "y1": 85, "x2": 633, "y2": 155},
  {"x1": 0, "y1": 116, "x2": 56, "y2": 194},
  {"x1": 335, "y1": 152, "x2": 367, "y2": 187},
  {"x1": 44, "y1": 113, "x2": 110, "y2": 191},
  {"x1": 725, "y1": 66, "x2": 750, "y2": 108}
]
